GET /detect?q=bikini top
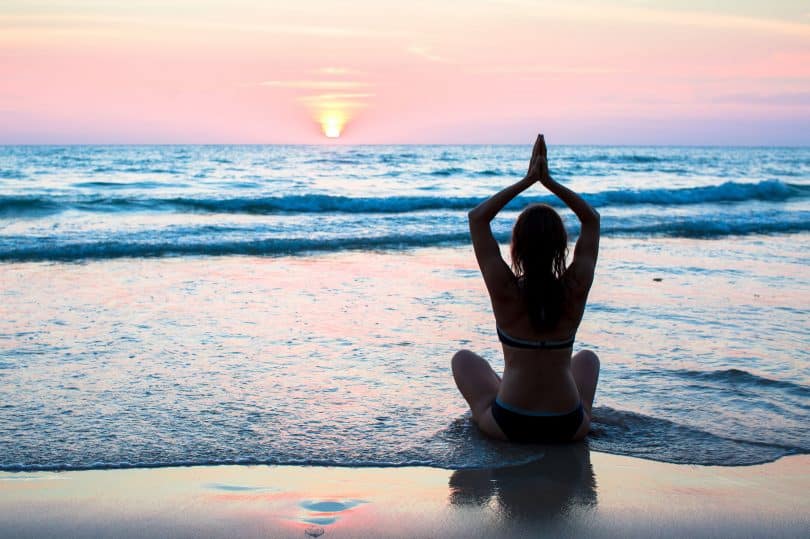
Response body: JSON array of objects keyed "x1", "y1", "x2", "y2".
[{"x1": 496, "y1": 325, "x2": 576, "y2": 350}]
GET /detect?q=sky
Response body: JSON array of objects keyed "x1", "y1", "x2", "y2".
[{"x1": 1, "y1": 0, "x2": 809, "y2": 144}]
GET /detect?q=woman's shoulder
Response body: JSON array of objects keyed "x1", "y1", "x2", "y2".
[{"x1": 562, "y1": 265, "x2": 593, "y2": 301}]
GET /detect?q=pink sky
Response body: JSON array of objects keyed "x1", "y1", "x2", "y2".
[{"x1": 1, "y1": 1, "x2": 809, "y2": 144}]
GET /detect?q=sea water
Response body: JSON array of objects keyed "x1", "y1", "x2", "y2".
[{"x1": 0, "y1": 145, "x2": 808, "y2": 470}]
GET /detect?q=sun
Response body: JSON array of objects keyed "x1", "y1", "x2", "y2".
[{"x1": 320, "y1": 111, "x2": 347, "y2": 138}]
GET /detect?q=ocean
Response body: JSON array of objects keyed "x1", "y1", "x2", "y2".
[{"x1": 0, "y1": 144, "x2": 808, "y2": 470}]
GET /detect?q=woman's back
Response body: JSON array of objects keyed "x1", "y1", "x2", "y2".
[{"x1": 494, "y1": 272, "x2": 588, "y2": 413}]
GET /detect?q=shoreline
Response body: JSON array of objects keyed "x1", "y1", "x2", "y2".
[
  {"x1": 1, "y1": 445, "x2": 805, "y2": 474},
  {"x1": 2, "y1": 450, "x2": 807, "y2": 538}
]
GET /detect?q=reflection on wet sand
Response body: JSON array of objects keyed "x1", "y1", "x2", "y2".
[
  {"x1": 449, "y1": 442, "x2": 596, "y2": 521},
  {"x1": 298, "y1": 498, "x2": 366, "y2": 526},
  {"x1": 1, "y1": 455, "x2": 807, "y2": 538}
]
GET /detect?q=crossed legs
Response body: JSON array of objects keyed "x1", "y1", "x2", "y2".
[
  {"x1": 451, "y1": 349, "x2": 506, "y2": 440},
  {"x1": 451, "y1": 349, "x2": 600, "y2": 441}
]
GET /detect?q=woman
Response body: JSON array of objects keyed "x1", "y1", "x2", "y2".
[{"x1": 452, "y1": 134, "x2": 600, "y2": 443}]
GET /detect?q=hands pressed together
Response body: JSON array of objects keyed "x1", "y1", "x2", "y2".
[
  {"x1": 468, "y1": 131, "x2": 598, "y2": 227},
  {"x1": 526, "y1": 134, "x2": 552, "y2": 185}
]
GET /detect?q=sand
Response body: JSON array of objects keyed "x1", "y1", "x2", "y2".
[{"x1": 1, "y1": 448, "x2": 808, "y2": 538}]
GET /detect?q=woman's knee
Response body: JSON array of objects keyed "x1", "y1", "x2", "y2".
[
  {"x1": 451, "y1": 349, "x2": 477, "y2": 374},
  {"x1": 574, "y1": 349, "x2": 600, "y2": 370}
]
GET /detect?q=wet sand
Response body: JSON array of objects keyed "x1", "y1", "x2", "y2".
[{"x1": 1, "y1": 449, "x2": 807, "y2": 538}]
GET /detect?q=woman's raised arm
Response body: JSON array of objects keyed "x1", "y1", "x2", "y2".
[
  {"x1": 532, "y1": 135, "x2": 600, "y2": 289},
  {"x1": 530, "y1": 135, "x2": 599, "y2": 225}
]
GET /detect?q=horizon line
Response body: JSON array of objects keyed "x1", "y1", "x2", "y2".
[{"x1": 2, "y1": 142, "x2": 809, "y2": 148}]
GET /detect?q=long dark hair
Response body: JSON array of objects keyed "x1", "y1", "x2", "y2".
[{"x1": 510, "y1": 204, "x2": 568, "y2": 331}]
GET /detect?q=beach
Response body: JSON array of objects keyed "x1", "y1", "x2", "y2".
[
  {"x1": 2, "y1": 452, "x2": 808, "y2": 538},
  {"x1": 1, "y1": 144, "x2": 808, "y2": 536}
]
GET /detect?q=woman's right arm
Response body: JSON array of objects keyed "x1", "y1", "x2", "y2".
[{"x1": 531, "y1": 135, "x2": 600, "y2": 289}]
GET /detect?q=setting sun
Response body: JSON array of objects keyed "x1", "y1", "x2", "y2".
[{"x1": 321, "y1": 112, "x2": 347, "y2": 138}]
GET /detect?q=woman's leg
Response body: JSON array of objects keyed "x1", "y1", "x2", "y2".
[
  {"x1": 451, "y1": 350, "x2": 506, "y2": 440},
  {"x1": 571, "y1": 349, "x2": 600, "y2": 440}
]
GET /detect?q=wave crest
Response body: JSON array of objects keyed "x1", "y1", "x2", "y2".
[{"x1": 1, "y1": 181, "x2": 806, "y2": 218}]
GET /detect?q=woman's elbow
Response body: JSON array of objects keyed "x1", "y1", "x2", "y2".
[{"x1": 467, "y1": 209, "x2": 492, "y2": 234}]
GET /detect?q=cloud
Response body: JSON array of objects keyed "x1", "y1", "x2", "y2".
[
  {"x1": 316, "y1": 67, "x2": 363, "y2": 76},
  {"x1": 407, "y1": 46, "x2": 449, "y2": 63},
  {"x1": 710, "y1": 91, "x2": 810, "y2": 106},
  {"x1": 0, "y1": 13, "x2": 401, "y2": 39},
  {"x1": 490, "y1": 1, "x2": 810, "y2": 37},
  {"x1": 298, "y1": 93, "x2": 376, "y2": 102},
  {"x1": 297, "y1": 95, "x2": 373, "y2": 111},
  {"x1": 260, "y1": 80, "x2": 371, "y2": 90},
  {"x1": 476, "y1": 65, "x2": 628, "y2": 76},
  {"x1": 262, "y1": 78, "x2": 376, "y2": 117},
  {"x1": 297, "y1": 93, "x2": 376, "y2": 110}
]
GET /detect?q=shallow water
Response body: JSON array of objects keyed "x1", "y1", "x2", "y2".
[
  {"x1": 0, "y1": 145, "x2": 808, "y2": 469},
  {"x1": 1, "y1": 240, "x2": 807, "y2": 469}
]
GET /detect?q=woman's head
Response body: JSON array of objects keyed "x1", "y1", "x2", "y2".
[
  {"x1": 510, "y1": 204, "x2": 568, "y2": 329},
  {"x1": 511, "y1": 204, "x2": 568, "y2": 279}
]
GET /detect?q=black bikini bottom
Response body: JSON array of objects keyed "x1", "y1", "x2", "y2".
[{"x1": 491, "y1": 398, "x2": 584, "y2": 443}]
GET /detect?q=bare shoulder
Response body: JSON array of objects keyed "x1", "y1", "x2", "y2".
[
  {"x1": 561, "y1": 260, "x2": 595, "y2": 323},
  {"x1": 565, "y1": 256, "x2": 597, "y2": 294},
  {"x1": 485, "y1": 267, "x2": 524, "y2": 324},
  {"x1": 468, "y1": 216, "x2": 522, "y2": 317}
]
